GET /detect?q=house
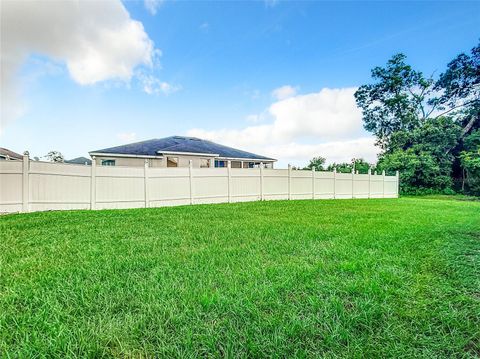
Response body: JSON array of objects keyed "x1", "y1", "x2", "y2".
[
  {"x1": 89, "y1": 136, "x2": 276, "y2": 168},
  {"x1": 0, "y1": 147, "x2": 23, "y2": 161},
  {"x1": 65, "y1": 157, "x2": 92, "y2": 165}
]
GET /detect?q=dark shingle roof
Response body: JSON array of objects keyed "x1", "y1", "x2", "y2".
[
  {"x1": 65, "y1": 157, "x2": 92, "y2": 165},
  {"x1": 90, "y1": 136, "x2": 276, "y2": 161},
  {"x1": 0, "y1": 147, "x2": 23, "y2": 160}
]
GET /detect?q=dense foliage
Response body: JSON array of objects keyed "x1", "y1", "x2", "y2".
[
  {"x1": 355, "y1": 41, "x2": 479, "y2": 195},
  {"x1": 461, "y1": 129, "x2": 480, "y2": 194},
  {"x1": 325, "y1": 158, "x2": 372, "y2": 174},
  {"x1": 303, "y1": 156, "x2": 326, "y2": 171},
  {"x1": 44, "y1": 150, "x2": 65, "y2": 163}
]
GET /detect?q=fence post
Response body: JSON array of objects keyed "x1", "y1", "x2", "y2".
[
  {"x1": 368, "y1": 167, "x2": 371, "y2": 199},
  {"x1": 333, "y1": 168, "x2": 336, "y2": 199},
  {"x1": 144, "y1": 159, "x2": 150, "y2": 208},
  {"x1": 260, "y1": 162, "x2": 264, "y2": 201},
  {"x1": 227, "y1": 160, "x2": 232, "y2": 203},
  {"x1": 312, "y1": 167, "x2": 316, "y2": 200},
  {"x1": 90, "y1": 156, "x2": 96, "y2": 210},
  {"x1": 382, "y1": 170, "x2": 386, "y2": 198},
  {"x1": 396, "y1": 170, "x2": 400, "y2": 197},
  {"x1": 288, "y1": 164, "x2": 292, "y2": 200},
  {"x1": 351, "y1": 168, "x2": 355, "y2": 199},
  {"x1": 189, "y1": 160, "x2": 194, "y2": 205},
  {"x1": 22, "y1": 151, "x2": 30, "y2": 212}
]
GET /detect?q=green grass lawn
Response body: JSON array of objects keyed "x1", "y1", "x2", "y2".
[{"x1": 1, "y1": 198, "x2": 479, "y2": 358}]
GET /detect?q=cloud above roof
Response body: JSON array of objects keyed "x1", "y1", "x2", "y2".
[
  {"x1": 271, "y1": 85, "x2": 298, "y2": 100},
  {"x1": 188, "y1": 87, "x2": 379, "y2": 166}
]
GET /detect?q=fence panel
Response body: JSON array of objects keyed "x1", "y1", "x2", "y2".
[
  {"x1": 370, "y1": 174, "x2": 384, "y2": 198},
  {"x1": 384, "y1": 176, "x2": 398, "y2": 198},
  {"x1": 291, "y1": 170, "x2": 313, "y2": 200},
  {"x1": 192, "y1": 168, "x2": 229, "y2": 204},
  {"x1": 353, "y1": 174, "x2": 370, "y2": 199},
  {"x1": 263, "y1": 169, "x2": 289, "y2": 200},
  {"x1": 0, "y1": 157, "x2": 399, "y2": 213},
  {"x1": 314, "y1": 172, "x2": 335, "y2": 199},
  {"x1": 95, "y1": 166, "x2": 145, "y2": 209},
  {"x1": 29, "y1": 161, "x2": 91, "y2": 212},
  {"x1": 229, "y1": 168, "x2": 261, "y2": 202},
  {"x1": 334, "y1": 173, "x2": 354, "y2": 199},
  {"x1": 149, "y1": 167, "x2": 191, "y2": 207},
  {"x1": 0, "y1": 161, "x2": 23, "y2": 213}
]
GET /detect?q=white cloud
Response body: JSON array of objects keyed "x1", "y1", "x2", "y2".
[
  {"x1": 191, "y1": 87, "x2": 363, "y2": 145},
  {"x1": 188, "y1": 87, "x2": 379, "y2": 167},
  {"x1": 199, "y1": 22, "x2": 210, "y2": 32},
  {"x1": 271, "y1": 85, "x2": 298, "y2": 100},
  {"x1": 263, "y1": 138, "x2": 379, "y2": 167},
  {"x1": 1, "y1": 0, "x2": 157, "y2": 131},
  {"x1": 139, "y1": 74, "x2": 181, "y2": 95},
  {"x1": 117, "y1": 132, "x2": 137, "y2": 142},
  {"x1": 144, "y1": 0, "x2": 163, "y2": 15},
  {"x1": 268, "y1": 87, "x2": 362, "y2": 140}
]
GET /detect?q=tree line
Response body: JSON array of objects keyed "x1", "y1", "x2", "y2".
[{"x1": 304, "y1": 41, "x2": 479, "y2": 195}]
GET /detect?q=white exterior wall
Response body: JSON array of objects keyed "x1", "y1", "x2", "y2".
[
  {"x1": 94, "y1": 156, "x2": 164, "y2": 167},
  {"x1": 94, "y1": 155, "x2": 275, "y2": 169},
  {"x1": 94, "y1": 155, "x2": 214, "y2": 168},
  {"x1": 0, "y1": 158, "x2": 399, "y2": 214}
]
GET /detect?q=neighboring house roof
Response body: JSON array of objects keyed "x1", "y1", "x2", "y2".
[
  {"x1": 65, "y1": 157, "x2": 92, "y2": 165},
  {"x1": 0, "y1": 147, "x2": 23, "y2": 160},
  {"x1": 90, "y1": 136, "x2": 276, "y2": 161}
]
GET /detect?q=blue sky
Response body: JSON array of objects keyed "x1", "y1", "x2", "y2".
[{"x1": 1, "y1": 0, "x2": 479, "y2": 167}]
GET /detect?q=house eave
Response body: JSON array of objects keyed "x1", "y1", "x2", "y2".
[
  {"x1": 216, "y1": 156, "x2": 277, "y2": 162},
  {"x1": 88, "y1": 151, "x2": 277, "y2": 163}
]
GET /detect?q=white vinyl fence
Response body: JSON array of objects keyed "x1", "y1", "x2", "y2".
[{"x1": 0, "y1": 153, "x2": 399, "y2": 213}]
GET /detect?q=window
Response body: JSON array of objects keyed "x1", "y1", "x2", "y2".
[
  {"x1": 101, "y1": 159, "x2": 116, "y2": 166},
  {"x1": 167, "y1": 157, "x2": 178, "y2": 167},
  {"x1": 200, "y1": 159, "x2": 210, "y2": 168},
  {"x1": 215, "y1": 160, "x2": 226, "y2": 168}
]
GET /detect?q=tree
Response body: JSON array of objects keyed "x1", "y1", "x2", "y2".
[
  {"x1": 326, "y1": 162, "x2": 352, "y2": 173},
  {"x1": 460, "y1": 129, "x2": 480, "y2": 195},
  {"x1": 326, "y1": 158, "x2": 372, "y2": 173},
  {"x1": 355, "y1": 40, "x2": 480, "y2": 195},
  {"x1": 376, "y1": 117, "x2": 461, "y2": 193},
  {"x1": 351, "y1": 158, "x2": 371, "y2": 173},
  {"x1": 304, "y1": 156, "x2": 326, "y2": 171},
  {"x1": 354, "y1": 54, "x2": 435, "y2": 150},
  {"x1": 377, "y1": 148, "x2": 454, "y2": 194},
  {"x1": 45, "y1": 151, "x2": 64, "y2": 163},
  {"x1": 434, "y1": 42, "x2": 479, "y2": 139}
]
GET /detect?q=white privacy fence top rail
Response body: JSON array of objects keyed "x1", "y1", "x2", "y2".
[{"x1": 0, "y1": 153, "x2": 399, "y2": 213}]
